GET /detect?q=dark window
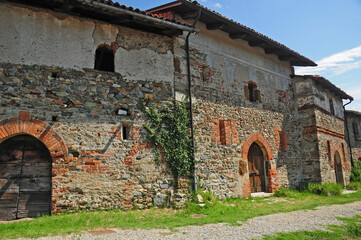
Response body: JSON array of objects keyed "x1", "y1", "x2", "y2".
[
  {"x1": 94, "y1": 46, "x2": 114, "y2": 72},
  {"x1": 122, "y1": 127, "x2": 128, "y2": 140},
  {"x1": 249, "y1": 85, "x2": 256, "y2": 102},
  {"x1": 329, "y1": 99, "x2": 335, "y2": 116},
  {"x1": 244, "y1": 82, "x2": 262, "y2": 103},
  {"x1": 352, "y1": 122, "x2": 360, "y2": 139}
]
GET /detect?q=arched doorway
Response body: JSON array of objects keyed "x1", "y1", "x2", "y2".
[
  {"x1": 0, "y1": 135, "x2": 52, "y2": 220},
  {"x1": 334, "y1": 151, "x2": 344, "y2": 186},
  {"x1": 248, "y1": 143, "x2": 266, "y2": 192}
]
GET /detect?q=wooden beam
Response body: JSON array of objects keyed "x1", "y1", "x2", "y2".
[
  {"x1": 206, "y1": 22, "x2": 226, "y2": 30},
  {"x1": 109, "y1": 15, "x2": 133, "y2": 24},
  {"x1": 264, "y1": 48, "x2": 281, "y2": 54},
  {"x1": 278, "y1": 55, "x2": 292, "y2": 61},
  {"x1": 248, "y1": 41, "x2": 266, "y2": 47},
  {"x1": 229, "y1": 32, "x2": 248, "y2": 39},
  {"x1": 181, "y1": 11, "x2": 199, "y2": 19}
]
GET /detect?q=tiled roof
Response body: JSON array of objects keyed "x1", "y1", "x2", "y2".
[
  {"x1": 13, "y1": 0, "x2": 195, "y2": 34},
  {"x1": 296, "y1": 75, "x2": 353, "y2": 100},
  {"x1": 78, "y1": 0, "x2": 192, "y2": 27},
  {"x1": 345, "y1": 110, "x2": 361, "y2": 116},
  {"x1": 148, "y1": 0, "x2": 317, "y2": 66}
]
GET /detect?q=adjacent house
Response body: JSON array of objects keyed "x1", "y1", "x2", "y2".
[
  {"x1": 345, "y1": 110, "x2": 361, "y2": 163},
  {"x1": 0, "y1": 0, "x2": 355, "y2": 220}
]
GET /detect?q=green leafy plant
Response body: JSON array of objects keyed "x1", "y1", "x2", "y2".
[
  {"x1": 351, "y1": 160, "x2": 361, "y2": 183},
  {"x1": 143, "y1": 100, "x2": 193, "y2": 188},
  {"x1": 306, "y1": 183, "x2": 343, "y2": 196},
  {"x1": 347, "y1": 182, "x2": 361, "y2": 190}
]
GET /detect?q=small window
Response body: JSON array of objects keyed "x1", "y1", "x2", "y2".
[
  {"x1": 352, "y1": 122, "x2": 360, "y2": 140},
  {"x1": 249, "y1": 85, "x2": 256, "y2": 102},
  {"x1": 94, "y1": 46, "x2": 114, "y2": 72},
  {"x1": 329, "y1": 99, "x2": 335, "y2": 116},
  {"x1": 122, "y1": 127, "x2": 128, "y2": 140},
  {"x1": 244, "y1": 82, "x2": 262, "y2": 103}
]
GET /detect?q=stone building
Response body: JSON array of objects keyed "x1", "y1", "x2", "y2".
[
  {"x1": 0, "y1": 0, "x2": 355, "y2": 220},
  {"x1": 345, "y1": 110, "x2": 361, "y2": 163}
]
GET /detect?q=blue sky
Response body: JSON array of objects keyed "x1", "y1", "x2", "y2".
[{"x1": 117, "y1": 0, "x2": 361, "y2": 111}]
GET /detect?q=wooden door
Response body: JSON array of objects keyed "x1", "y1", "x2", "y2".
[
  {"x1": 248, "y1": 143, "x2": 266, "y2": 193},
  {"x1": 0, "y1": 135, "x2": 52, "y2": 220},
  {"x1": 334, "y1": 151, "x2": 344, "y2": 186}
]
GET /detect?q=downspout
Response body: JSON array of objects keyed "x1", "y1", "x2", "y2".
[
  {"x1": 343, "y1": 99, "x2": 354, "y2": 166},
  {"x1": 186, "y1": 9, "x2": 202, "y2": 194}
]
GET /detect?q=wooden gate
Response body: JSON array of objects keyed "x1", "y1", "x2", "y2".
[
  {"x1": 0, "y1": 135, "x2": 52, "y2": 220},
  {"x1": 248, "y1": 143, "x2": 266, "y2": 193}
]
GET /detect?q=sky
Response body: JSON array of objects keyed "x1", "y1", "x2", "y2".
[{"x1": 117, "y1": 0, "x2": 361, "y2": 111}]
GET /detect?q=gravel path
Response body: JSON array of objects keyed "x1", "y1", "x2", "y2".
[{"x1": 30, "y1": 201, "x2": 361, "y2": 240}]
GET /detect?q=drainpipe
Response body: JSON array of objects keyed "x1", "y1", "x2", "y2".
[
  {"x1": 77, "y1": 0, "x2": 199, "y2": 34},
  {"x1": 186, "y1": 9, "x2": 202, "y2": 194},
  {"x1": 343, "y1": 99, "x2": 354, "y2": 166}
]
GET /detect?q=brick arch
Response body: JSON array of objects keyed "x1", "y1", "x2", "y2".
[
  {"x1": 0, "y1": 111, "x2": 69, "y2": 164},
  {"x1": 328, "y1": 141, "x2": 345, "y2": 170},
  {"x1": 241, "y1": 132, "x2": 273, "y2": 161},
  {"x1": 241, "y1": 132, "x2": 278, "y2": 195}
]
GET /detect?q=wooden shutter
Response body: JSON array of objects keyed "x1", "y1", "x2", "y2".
[
  {"x1": 244, "y1": 86, "x2": 249, "y2": 100},
  {"x1": 255, "y1": 89, "x2": 262, "y2": 103}
]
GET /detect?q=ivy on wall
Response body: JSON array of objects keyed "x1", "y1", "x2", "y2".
[{"x1": 143, "y1": 100, "x2": 193, "y2": 188}]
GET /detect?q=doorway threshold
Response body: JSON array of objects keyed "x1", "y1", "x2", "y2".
[{"x1": 251, "y1": 192, "x2": 273, "y2": 198}]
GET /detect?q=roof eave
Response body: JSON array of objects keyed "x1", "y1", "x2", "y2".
[
  {"x1": 149, "y1": 0, "x2": 316, "y2": 67},
  {"x1": 293, "y1": 75, "x2": 353, "y2": 101}
]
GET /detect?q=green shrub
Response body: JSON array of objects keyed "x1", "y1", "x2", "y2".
[
  {"x1": 351, "y1": 161, "x2": 361, "y2": 183},
  {"x1": 347, "y1": 182, "x2": 361, "y2": 190},
  {"x1": 274, "y1": 188, "x2": 291, "y2": 197},
  {"x1": 306, "y1": 183, "x2": 343, "y2": 196}
]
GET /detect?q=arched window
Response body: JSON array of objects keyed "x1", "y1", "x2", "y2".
[{"x1": 94, "y1": 46, "x2": 114, "y2": 72}]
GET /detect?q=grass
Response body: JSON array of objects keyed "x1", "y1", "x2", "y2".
[
  {"x1": 305, "y1": 182, "x2": 344, "y2": 196},
  {"x1": 262, "y1": 215, "x2": 361, "y2": 240},
  {"x1": 1, "y1": 190, "x2": 361, "y2": 239}
]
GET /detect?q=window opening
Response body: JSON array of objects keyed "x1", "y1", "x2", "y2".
[
  {"x1": 329, "y1": 99, "x2": 335, "y2": 116},
  {"x1": 245, "y1": 82, "x2": 261, "y2": 103},
  {"x1": 94, "y1": 46, "x2": 114, "y2": 72},
  {"x1": 352, "y1": 122, "x2": 360, "y2": 140},
  {"x1": 122, "y1": 127, "x2": 128, "y2": 140},
  {"x1": 249, "y1": 85, "x2": 256, "y2": 102}
]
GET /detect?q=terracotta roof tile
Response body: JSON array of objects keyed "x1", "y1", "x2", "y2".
[{"x1": 79, "y1": 0, "x2": 192, "y2": 27}]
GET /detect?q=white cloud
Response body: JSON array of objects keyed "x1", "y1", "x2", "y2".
[
  {"x1": 296, "y1": 45, "x2": 361, "y2": 76},
  {"x1": 213, "y1": 3, "x2": 222, "y2": 8},
  {"x1": 345, "y1": 86, "x2": 361, "y2": 100}
]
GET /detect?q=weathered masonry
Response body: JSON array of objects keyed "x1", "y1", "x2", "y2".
[
  {"x1": 0, "y1": 0, "x2": 355, "y2": 220},
  {"x1": 345, "y1": 110, "x2": 361, "y2": 163}
]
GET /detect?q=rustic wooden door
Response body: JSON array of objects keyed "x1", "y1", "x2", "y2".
[
  {"x1": 0, "y1": 135, "x2": 52, "y2": 220},
  {"x1": 248, "y1": 143, "x2": 266, "y2": 193},
  {"x1": 334, "y1": 151, "x2": 344, "y2": 186}
]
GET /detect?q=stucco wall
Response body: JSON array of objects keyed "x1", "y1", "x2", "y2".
[{"x1": 0, "y1": 2, "x2": 175, "y2": 83}]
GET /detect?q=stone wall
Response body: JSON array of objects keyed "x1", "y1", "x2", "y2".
[
  {"x1": 345, "y1": 111, "x2": 361, "y2": 163},
  {"x1": 0, "y1": 62, "x2": 190, "y2": 212},
  {"x1": 295, "y1": 76, "x2": 351, "y2": 186},
  {"x1": 172, "y1": 22, "x2": 307, "y2": 197}
]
